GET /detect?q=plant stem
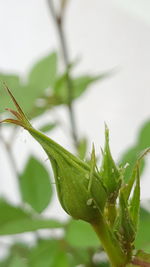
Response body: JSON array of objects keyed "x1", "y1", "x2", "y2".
[
  {"x1": 47, "y1": 0, "x2": 78, "y2": 148},
  {"x1": 92, "y1": 217, "x2": 127, "y2": 267}
]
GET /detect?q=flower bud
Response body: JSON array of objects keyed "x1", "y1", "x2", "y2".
[{"x1": 1, "y1": 87, "x2": 107, "y2": 223}]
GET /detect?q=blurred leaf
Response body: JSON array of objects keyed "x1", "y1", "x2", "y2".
[
  {"x1": 120, "y1": 120, "x2": 150, "y2": 181},
  {"x1": 135, "y1": 207, "x2": 150, "y2": 252},
  {"x1": 0, "y1": 258, "x2": 10, "y2": 267},
  {"x1": 54, "y1": 72, "x2": 110, "y2": 103},
  {"x1": 39, "y1": 122, "x2": 57, "y2": 133},
  {"x1": 77, "y1": 138, "x2": 88, "y2": 160},
  {"x1": 29, "y1": 240, "x2": 69, "y2": 267},
  {"x1": 19, "y1": 156, "x2": 52, "y2": 213},
  {"x1": 71, "y1": 69, "x2": 113, "y2": 99},
  {"x1": 72, "y1": 75, "x2": 102, "y2": 99},
  {"x1": 0, "y1": 73, "x2": 21, "y2": 111},
  {"x1": 0, "y1": 52, "x2": 57, "y2": 118},
  {"x1": 0, "y1": 73, "x2": 20, "y2": 88},
  {"x1": 28, "y1": 52, "x2": 57, "y2": 90},
  {"x1": 0, "y1": 199, "x2": 63, "y2": 235},
  {"x1": 97, "y1": 263, "x2": 109, "y2": 267},
  {"x1": 65, "y1": 220, "x2": 100, "y2": 248},
  {"x1": 137, "y1": 121, "x2": 150, "y2": 149},
  {"x1": 8, "y1": 255, "x2": 27, "y2": 267}
]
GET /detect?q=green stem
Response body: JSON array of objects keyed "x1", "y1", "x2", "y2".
[
  {"x1": 47, "y1": 0, "x2": 78, "y2": 148},
  {"x1": 92, "y1": 217, "x2": 127, "y2": 267}
]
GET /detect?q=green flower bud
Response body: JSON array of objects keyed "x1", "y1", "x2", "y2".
[{"x1": 1, "y1": 87, "x2": 107, "y2": 223}]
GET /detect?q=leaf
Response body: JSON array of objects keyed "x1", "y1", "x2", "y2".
[
  {"x1": 39, "y1": 122, "x2": 57, "y2": 133},
  {"x1": 29, "y1": 240, "x2": 69, "y2": 267},
  {"x1": 9, "y1": 255, "x2": 28, "y2": 267},
  {"x1": 71, "y1": 68, "x2": 113, "y2": 99},
  {"x1": 138, "y1": 121, "x2": 150, "y2": 149},
  {"x1": 19, "y1": 156, "x2": 53, "y2": 213},
  {"x1": 65, "y1": 220, "x2": 100, "y2": 248},
  {"x1": 72, "y1": 75, "x2": 103, "y2": 99},
  {"x1": 0, "y1": 53, "x2": 58, "y2": 119},
  {"x1": 28, "y1": 52, "x2": 57, "y2": 89},
  {"x1": 120, "y1": 120, "x2": 150, "y2": 181},
  {"x1": 54, "y1": 72, "x2": 110, "y2": 103},
  {"x1": 135, "y1": 207, "x2": 150, "y2": 252},
  {"x1": 0, "y1": 73, "x2": 21, "y2": 111},
  {"x1": 0, "y1": 199, "x2": 63, "y2": 235}
]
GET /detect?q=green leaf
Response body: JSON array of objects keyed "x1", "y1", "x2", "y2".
[
  {"x1": 19, "y1": 156, "x2": 52, "y2": 213},
  {"x1": 28, "y1": 52, "x2": 57, "y2": 89},
  {"x1": 54, "y1": 72, "x2": 110, "y2": 103},
  {"x1": 65, "y1": 220, "x2": 100, "y2": 248},
  {"x1": 0, "y1": 53, "x2": 58, "y2": 118},
  {"x1": 39, "y1": 122, "x2": 57, "y2": 133},
  {"x1": 138, "y1": 120, "x2": 150, "y2": 149},
  {"x1": 29, "y1": 240, "x2": 69, "y2": 267},
  {"x1": 72, "y1": 75, "x2": 103, "y2": 99},
  {"x1": 9, "y1": 255, "x2": 28, "y2": 267},
  {"x1": 0, "y1": 199, "x2": 63, "y2": 235},
  {"x1": 0, "y1": 73, "x2": 21, "y2": 111},
  {"x1": 135, "y1": 208, "x2": 150, "y2": 252},
  {"x1": 120, "y1": 120, "x2": 150, "y2": 181}
]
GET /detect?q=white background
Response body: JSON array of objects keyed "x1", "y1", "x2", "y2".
[{"x1": 0, "y1": 0, "x2": 150, "y2": 224}]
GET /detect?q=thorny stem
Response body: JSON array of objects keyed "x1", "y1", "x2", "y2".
[{"x1": 47, "y1": 0, "x2": 78, "y2": 148}]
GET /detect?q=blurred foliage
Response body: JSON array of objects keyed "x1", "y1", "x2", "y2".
[
  {"x1": 0, "y1": 1, "x2": 150, "y2": 266},
  {"x1": 0, "y1": 52, "x2": 109, "y2": 120},
  {"x1": 120, "y1": 120, "x2": 150, "y2": 181},
  {"x1": 19, "y1": 156, "x2": 52, "y2": 213}
]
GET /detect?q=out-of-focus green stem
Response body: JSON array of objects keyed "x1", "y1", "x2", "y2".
[{"x1": 47, "y1": 0, "x2": 78, "y2": 148}]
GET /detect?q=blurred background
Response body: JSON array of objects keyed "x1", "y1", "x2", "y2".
[{"x1": 0, "y1": 0, "x2": 150, "y2": 266}]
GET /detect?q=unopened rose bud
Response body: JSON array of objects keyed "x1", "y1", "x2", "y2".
[{"x1": 1, "y1": 87, "x2": 107, "y2": 223}]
